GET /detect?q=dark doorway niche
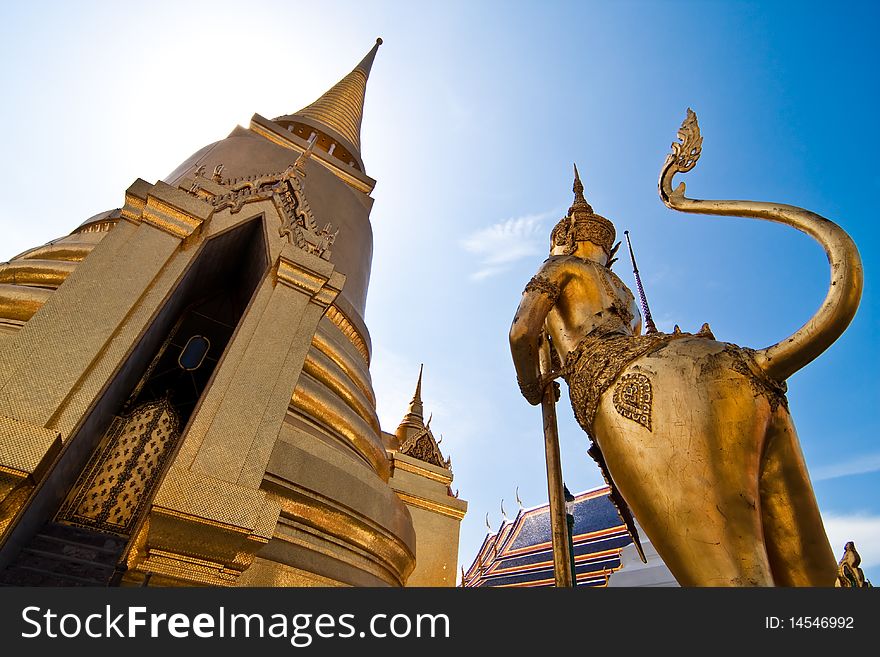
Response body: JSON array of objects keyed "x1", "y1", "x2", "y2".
[{"x1": 0, "y1": 215, "x2": 268, "y2": 584}]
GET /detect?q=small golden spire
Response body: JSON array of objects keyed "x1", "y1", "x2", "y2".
[
  {"x1": 550, "y1": 162, "x2": 615, "y2": 259},
  {"x1": 409, "y1": 363, "x2": 424, "y2": 421},
  {"x1": 570, "y1": 163, "x2": 594, "y2": 216},
  {"x1": 290, "y1": 38, "x2": 382, "y2": 154},
  {"x1": 572, "y1": 163, "x2": 584, "y2": 198},
  {"x1": 395, "y1": 364, "x2": 426, "y2": 441}
]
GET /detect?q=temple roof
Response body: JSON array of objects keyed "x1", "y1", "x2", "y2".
[{"x1": 462, "y1": 486, "x2": 633, "y2": 587}]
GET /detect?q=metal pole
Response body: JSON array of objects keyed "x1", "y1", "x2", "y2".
[
  {"x1": 538, "y1": 333, "x2": 573, "y2": 587},
  {"x1": 624, "y1": 230, "x2": 658, "y2": 334}
]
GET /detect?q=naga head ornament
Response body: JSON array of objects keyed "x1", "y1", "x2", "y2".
[
  {"x1": 659, "y1": 108, "x2": 703, "y2": 206},
  {"x1": 550, "y1": 164, "x2": 617, "y2": 260}
]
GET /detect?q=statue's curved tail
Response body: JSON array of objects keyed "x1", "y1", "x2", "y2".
[{"x1": 658, "y1": 109, "x2": 863, "y2": 382}]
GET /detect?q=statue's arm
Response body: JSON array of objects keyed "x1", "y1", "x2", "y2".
[{"x1": 509, "y1": 271, "x2": 562, "y2": 405}]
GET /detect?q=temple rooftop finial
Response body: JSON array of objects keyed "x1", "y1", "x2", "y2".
[
  {"x1": 274, "y1": 38, "x2": 383, "y2": 166},
  {"x1": 570, "y1": 163, "x2": 594, "y2": 215},
  {"x1": 407, "y1": 363, "x2": 425, "y2": 422},
  {"x1": 354, "y1": 37, "x2": 383, "y2": 78},
  {"x1": 396, "y1": 364, "x2": 426, "y2": 440}
]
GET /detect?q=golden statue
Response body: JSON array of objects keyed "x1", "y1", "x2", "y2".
[
  {"x1": 509, "y1": 110, "x2": 863, "y2": 586},
  {"x1": 835, "y1": 542, "x2": 872, "y2": 587}
]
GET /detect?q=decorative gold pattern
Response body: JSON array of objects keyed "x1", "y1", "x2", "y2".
[
  {"x1": 195, "y1": 165, "x2": 338, "y2": 260},
  {"x1": 667, "y1": 107, "x2": 703, "y2": 174},
  {"x1": 523, "y1": 275, "x2": 561, "y2": 304},
  {"x1": 399, "y1": 425, "x2": 450, "y2": 469},
  {"x1": 58, "y1": 399, "x2": 179, "y2": 535},
  {"x1": 550, "y1": 165, "x2": 616, "y2": 258},
  {"x1": 571, "y1": 220, "x2": 616, "y2": 257},
  {"x1": 613, "y1": 373, "x2": 653, "y2": 431},
  {"x1": 550, "y1": 216, "x2": 573, "y2": 253},
  {"x1": 277, "y1": 177, "x2": 338, "y2": 259},
  {"x1": 564, "y1": 330, "x2": 682, "y2": 432},
  {"x1": 516, "y1": 376, "x2": 543, "y2": 405}
]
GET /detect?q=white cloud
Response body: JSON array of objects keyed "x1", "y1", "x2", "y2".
[
  {"x1": 812, "y1": 452, "x2": 880, "y2": 482},
  {"x1": 461, "y1": 210, "x2": 557, "y2": 280},
  {"x1": 823, "y1": 512, "x2": 880, "y2": 570}
]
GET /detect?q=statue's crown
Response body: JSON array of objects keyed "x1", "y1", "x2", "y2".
[{"x1": 550, "y1": 164, "x2": 616, "y2": 258}]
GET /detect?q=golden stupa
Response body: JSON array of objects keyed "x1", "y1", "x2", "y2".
[{"x1": 0, "y1": 39, "x2": 466, "y2": 587}]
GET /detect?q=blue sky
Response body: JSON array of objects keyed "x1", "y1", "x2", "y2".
[{"x1": 1, "y1": 0, "x2": 877, "y2": 583}]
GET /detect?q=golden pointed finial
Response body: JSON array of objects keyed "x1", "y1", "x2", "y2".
[
  {"x1": 573, "y1": 163, "x2": 584, "y2": 198},
  {"x1": 570, "y1": 163, "x2": 594, "y2": 215},
  {"x1": 354, "y1": 37, "x2": 383, "y2": 77},
  {"x1": 501, "y1": 499, "x2": 509, "y2": 522},
  {"x1": 395, "y1": 364, "x2": 426, "y2": 442},
  {"x1": 550, "y1": 162, "x2": 615, "y2": 260},
  {"x1": 515, "y1": 486, "x2": 524, "y2": 510},
  {"x1": 406, "y1": 364, "x2": 425, "y2": 418},
  {"x1": 413, "y1": 363, "x2": 423, "y2": 402},
  {"x1": 286, "y1": 38, "x2": 383, "y2": 155},
  {"x1": 405, "y1": 363, "x2": 424, "y2": 421}
]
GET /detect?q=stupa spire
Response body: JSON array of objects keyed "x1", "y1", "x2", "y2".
[
  {"x1": 396, "y1": 364, "x2": 426, "y2": 441},
  {"x1": 406, "y1": 363, "x2": 425, "y2": 423},
  {"x1": 570, "y1": 163, "x2": 594, "y2": 215},
  {"x1": 289, "y1": 38, "x2": 382, "y2": 154}
]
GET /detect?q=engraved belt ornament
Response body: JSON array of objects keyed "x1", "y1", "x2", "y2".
[{"x1": 613, "y1": 373, "x2": 653, "y2": 431}]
